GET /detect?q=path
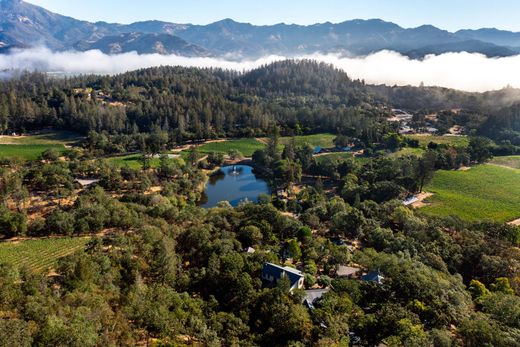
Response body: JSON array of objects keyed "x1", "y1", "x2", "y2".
[
  {"x1": 171, "y1": 139, "x2": 227, "y2": 153},
  {"x1": 255, "y1": 137, "x2": 269, "y2": 145}
]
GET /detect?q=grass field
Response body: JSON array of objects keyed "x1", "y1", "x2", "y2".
[
  {"x1": 106, "y1": 154, "x2": 163, "y2": 169},
  {"x1": 423, "y1": 164, "x2": 520, "y2": 222},
  {"x1": 0, "y1": 237, "x2": 90, "y2": 272},
  {"x1": 389, "y1": 147, "x2": 425, "y2": 158},
  {"x1": 280, "y1": 134, "x2": 337, "y2": 148},
  {"x1": 490, "y1": 156, "x2": 520, "y2": 170},
  {"x1": 197, "y1": 138, "x2": 265, "y2": 157},
  {"x1": 0, "y1": 144, "x2": 67, "y2": 161},
  {"x1": 0, "y1": 131, "x2": 82, "y2": 161},
  {"x1": 315, "y1": 152, "x2": 355, "y2": 163},
  {"x1": 0, "y1": 131, "x2": 81, "y2": 145},
  {"x1": 407, "y1": 135, "x2": 469, "y2": 148}
]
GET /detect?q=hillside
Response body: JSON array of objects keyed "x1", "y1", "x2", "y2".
[{"x1": 74, "y1": 32, "x2": 210, "y2": 56}]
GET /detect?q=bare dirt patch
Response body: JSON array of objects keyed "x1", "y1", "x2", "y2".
[
  {"x1": 508, "y1": 218, "x2": 520, "y2": 226},
  {"x1": 411, "y1": 192, "x2": 434, "y2": 208}
]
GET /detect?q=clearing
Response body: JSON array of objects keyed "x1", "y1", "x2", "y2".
[
  {"x1": 0, "y1": 130, "x2": 82, "y2": 161},
  {"x1": 196, "y1": 138, "x2": 265, "y2": 157},
  {"x1": 258, "y1": 133, "x2": 337, "y2": 150},
  {"x1": 0, "y1": 237, "x2": 91, "y2": 273},
  {"x1": 422, "y1": 164, "x2": 520, "y2": 222},
  {"x1": 490, "y1": 156, "x2": 520, "y2": 170},
  {"x1": 406, "y1": 134, "x2": 469, "y2": 148}
]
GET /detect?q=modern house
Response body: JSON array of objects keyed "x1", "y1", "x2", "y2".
[{"x1": 261, "y1": 263, "x2": 305, "y2": 291}]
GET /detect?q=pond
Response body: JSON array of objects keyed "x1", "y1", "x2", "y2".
[{"x1": 199, "y1": 165, "x2": 271, "y2": 208}]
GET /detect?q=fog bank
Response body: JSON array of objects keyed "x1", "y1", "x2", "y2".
[{"x1": 1, "y1": 47, "x2": 520, "y2": 92}]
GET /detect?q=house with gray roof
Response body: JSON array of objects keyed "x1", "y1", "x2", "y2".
[
  {"x1": 261, "y1": 263, "x2": 304, "y2": 291},
  {"x1": 303, "y1": 288, "x2": 330, "y2": 309}
]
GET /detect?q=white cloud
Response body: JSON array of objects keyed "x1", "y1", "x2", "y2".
[{"x1": 1, "y1": 47, "x2": 520, "y2": 92}]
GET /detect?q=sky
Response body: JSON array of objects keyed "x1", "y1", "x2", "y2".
[{"x1": 25, "y1": 0, "x2": 520, "y2": 32}]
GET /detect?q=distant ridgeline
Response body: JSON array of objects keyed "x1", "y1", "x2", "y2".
[{"x1": 2, "y1": 0, "x2": 520, "y2": 58}]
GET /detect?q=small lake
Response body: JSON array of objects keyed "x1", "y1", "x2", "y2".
[{"x1": 199, "y1": 165, "x2": 271, "y2": 208}]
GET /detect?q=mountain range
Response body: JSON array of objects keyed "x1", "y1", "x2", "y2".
[{"x1": 1, "y1": 0, "x2": 520, "y2": 58}]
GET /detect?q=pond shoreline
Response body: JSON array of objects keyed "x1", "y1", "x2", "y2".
[{"x1": 198, "y1": 163, "x2": 271, "y2": 208}]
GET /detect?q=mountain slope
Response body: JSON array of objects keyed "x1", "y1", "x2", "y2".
[
  {"x1": 0, "y1": 0, "x2": 121, "y2": 50},
  {"x1": 456, "y1": 28, "x2": 520, "y2": 48},
  {"x1": 1, "y1": 0, "x2": 520, "y2": 58},
  {"x1": 405, "y1": 39, "x2": 518, "y2": 59},
  {"x1": 75, "y1": 32, "x2": 210, "y2": 56}
]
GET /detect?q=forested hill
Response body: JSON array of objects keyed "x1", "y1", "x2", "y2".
[
  {"x1": 0, "y1": 61, "x2": 386, "y2": 141},
  {"x1": 0, "y1": 60, "x2": 520, "y2": 145}
]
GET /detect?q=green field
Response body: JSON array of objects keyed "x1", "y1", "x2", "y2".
[
  {"x1": 106, "y1": 154, "x2": 166, "y2": 169},
  {"x1": 0, "y1": 131, "x2": 81, "y2": 145},
  {"x1": 315, "y1": 152, "x2": 354, "y2": 163},
  {"x1": 407, "y1": 135, "x2": 469, "y2": 147},
  {"x1": 0, "y1": 144, "x2": 67, "y2": 161},
  {"x1": 390, "y1": 147, "x2": 425, "y2": 158},
  {"x1": 423, "y1": 164, "x2": 520, "y2": 222},
  {"x1": 0, "y1": 237, "x2": 90, "y2": 272},
  {"x1": 490, "y1": 156, "x2": 520, "y2": 170},
  {"x1": 280, "y1": 133, "x2": 337, "y2": 148},
  {"x1": 197, "y1": 138, "x2": 265, "y2": 157},
  {"x1": 0, "y1": 131, "x2": 82, "y2": 160}
]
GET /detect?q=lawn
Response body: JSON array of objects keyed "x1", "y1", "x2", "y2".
[
  {"x1": 0, "y1": 131, "x2": 82, "y2": 145},
  {"x1": 490, "y1": 156, "x2": 520, "y2": 170},
  {"x1": 197, "y1": 138, "x2": 265, "y2": 157},
  {"x1": 106, "y1": 154, "x2": 163, "y2": 169},
  {"x1": 422, "y1": 164, "x2": 520, "y2": 222},
  {"x1": 0, "y1": 237, "x2": 91, "y2": 273},
  {"x1": 0, "y1": 130, "x2": 82, "y2": 161},
  {"x1": 407, "y1": 135, "x2": 469, "y2": 148},
  {"x1": 0, "y1": 144, "x2": 67, "y2": 161},
  {"x1": 280, "y1": 133, "x2": 337, "y2": 148},
  {"x1": 315, "y1": 152, "x2": 355, "y2": 163},
  {"x1": 389, "y1": 147, "x2": 425, "y2": 158}
]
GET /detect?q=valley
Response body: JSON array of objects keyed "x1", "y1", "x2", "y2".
[{"x1": 0, "y1": 0, "x2": 519, "y2": 344}]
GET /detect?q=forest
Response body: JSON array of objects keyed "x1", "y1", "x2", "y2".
[{"x1": 0, "y1": 60, "x2": 519, "y2": 346}]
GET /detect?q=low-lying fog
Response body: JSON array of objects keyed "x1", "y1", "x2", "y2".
[{"x1": 1, "y1": 47, "x2": 520, "y2": 92}]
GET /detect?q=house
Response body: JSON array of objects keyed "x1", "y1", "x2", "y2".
[
  {"x1": 303, "y1": 288, "x2": 330, "y2": 309},
  {"x1": 314, "y1": 146, "x2": 322, "y2": 154},
  {"x1": 261, "y1": 263, "x2": 304, "y2": 291},
  {"x1": 362, "y1": 270, "x2": 384, "y2": 285},
  {"x1": 336, "y1": 265, "x2": 362, "y2": 279}
]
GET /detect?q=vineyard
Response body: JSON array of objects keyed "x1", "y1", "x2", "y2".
[{"x1": 0, "y1": 237, "x2": 91, "y2": 273}]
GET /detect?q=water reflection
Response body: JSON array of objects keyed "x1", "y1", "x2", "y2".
[{"x1": 199, "y1": 165, "x2": 270, "y2": 208}]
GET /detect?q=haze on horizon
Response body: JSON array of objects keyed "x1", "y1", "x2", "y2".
[
  {"x1": 25, "y1": 0, "x2": 520, "y2": 32},
  {"x1": 2, "y1": 47, "x2": 520, "y2": 93}
]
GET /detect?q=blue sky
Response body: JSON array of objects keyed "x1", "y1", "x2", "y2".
[{"x1": 26, "y1": 0, "x2": 520, "y2": 32}]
